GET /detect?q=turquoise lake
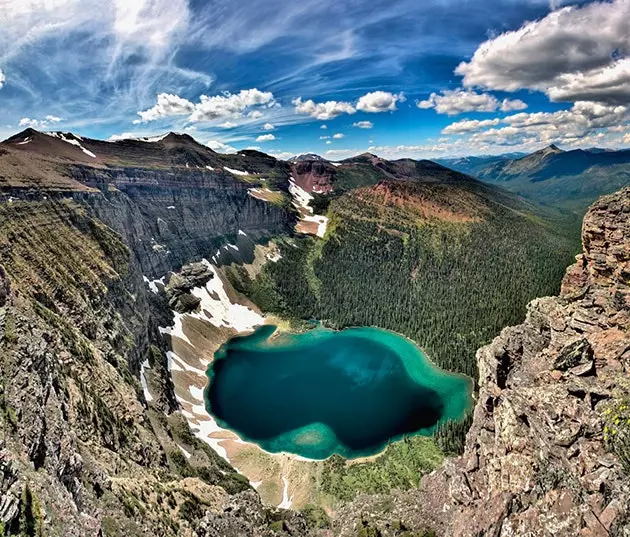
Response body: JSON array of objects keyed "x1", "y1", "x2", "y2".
[{"x1": 205, "y1": 324, "x2": 473, "y2": 460}]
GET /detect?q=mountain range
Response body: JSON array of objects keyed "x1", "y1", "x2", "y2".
[{"x1": 437, "y1": 144, "x2": 630, "y2": 213}]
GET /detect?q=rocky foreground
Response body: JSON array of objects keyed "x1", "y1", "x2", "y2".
[{"x1": 336, "y1": 188, "x2": 630, "y2": 536}]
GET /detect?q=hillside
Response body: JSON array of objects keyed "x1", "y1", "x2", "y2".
[
  {"x1": 441, "y1": 145, "x2": 630, "y2": 213},
  {"x1": 235, "y1": 166, "x2": 579, "y2": 379}
]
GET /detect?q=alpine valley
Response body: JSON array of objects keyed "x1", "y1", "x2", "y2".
[{"x1": 0, "y1": 128, "x2": 629, "y2": 537}]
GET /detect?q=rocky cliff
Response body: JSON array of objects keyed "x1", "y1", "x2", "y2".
[{"x1": 335, "y1": 187, "x2": 630, "y2": 536}]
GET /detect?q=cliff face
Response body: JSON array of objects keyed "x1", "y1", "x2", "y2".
[
  {"x1": 433, "y1": 187, "x2": 630, "y2": 536},
  {"x1": 77, "y1": 168, "x2": 293, "y2": 278}
]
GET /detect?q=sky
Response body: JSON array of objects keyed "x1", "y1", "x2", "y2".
[{"x1": 0, "y1": 0, "x2": 629, "y2": 160}]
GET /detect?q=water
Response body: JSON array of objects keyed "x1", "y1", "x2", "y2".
[{"x1": 206, "y1": 324, "x2": 473, "y2": 460}]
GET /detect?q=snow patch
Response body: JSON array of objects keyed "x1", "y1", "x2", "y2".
[
  {"x1": 167, "y1": 205, "x2": 176, "y2": 210},
  {"x1": 278, "y1": 476, "x2": 293, "y2": 509},
  {"x1": 140, "y1": 359, "x2": 153, "y2": 402},
  {"x1": 177, "y1": 444, "x2": 192, "y2": 459},
  {"x1": 45, "y1": 132, "x2": 96, "y2": 158},
  {"x1": 17, "y1": 137, "x2": 31, "y2": 145},
  {"x1": 224, "y1": 167, "x2": 249, "y2": 176},
  {"x1": 143, "y1": 275, "x2": 165, "y2": 294},
  {"x1": 206, "y1": 165, "x2": 215, "y2": 171},
  {"x1": 289, "y1": 178, "x2": 328, "y2": 238},
  {"x1": 238, "y1": 229, "x2": 247, "y2": 236}
]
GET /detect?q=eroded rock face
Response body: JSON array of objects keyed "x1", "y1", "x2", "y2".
[{"x1": 426, "y1": 187, "x2": 630, "y2": 536}]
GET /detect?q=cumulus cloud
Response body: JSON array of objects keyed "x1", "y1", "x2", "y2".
[
  {"x1": 320, "y1": 124, "x2": 328, "y2": 129},
  {"x1": 0, "y1": 69, "x2": 5, "y2": 89},
  {"x1": 108, "y1": 132, "x2": 135, "y2": 142},
  {"x1": 263, "y1": 122, "x2": 275, "y2": 131},
  {"x1": 292, "y1": 97, "x2": 355, "y2": 120},
  {"x1": 294, "y1": 91, "x2": 403, "y2": 120},
  {"x1": 353, "y1": 121, "x2": 373, "y2": 129},
  {"x1": 189, "y1": 89, "x2": 274, "y2": 122},
  {"x1": 455, "y1": 0, "x2": 630, "y2": 105},
  {"x1": 418, "y1": 89, "x2": 527, "y2": 115},
  {"x1": 333, "y1": 133, "x2": 344, "y2": 139},
  {"x1": 207, "y1": 140, "x2": 237, "y2": 153},
  {"x1": 219, "y1": 121, "x2": 238, "y2": 128},
  {"x1": 460, "y1": 101, "x2": 629, "y2": 147},
  {"x1": 18, "y1": 115, "x2": 63, "y2": 129},
  {"x1": 256, "y1": 133, "x2": 276, "y2": 142},
  {"x1": 134, "y1": 93, "x2": 195, "y2": 123},
  {"x1": 442, "y1": 118, "x2": 501, "y2": 134},
  {"x1": 356, "y1": 91, "x2": 403, "y2": 113},
  {"x1": 135, "y1": 89, "x2": 275, "y2": 124}
]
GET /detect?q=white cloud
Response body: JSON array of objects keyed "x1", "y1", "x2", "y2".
[
  {"x1": 207, "y1": 140, "x2": 237, "y2": 153},
  {"x1": 442, "y1": 118, "x2": 501, "y2": 134},
  {"x1": 624, "y1": 133, "x2": 630, "y2": 145},
  {"x1": 18, "y1": 116, "x2": 63, "y2": 129},
  {"x1": 256, "y1": 133, "x2": 276, "y2": 142},
  {"x1": 248, "y1": 110, "x2": 264, "y2": 119},
  {"x1": 418, "y1": 89, "x2": 526, "y2": 115},
  {"x1": 356, "y1": 91, "x2": 403, "y2": 113},
  {"x1": 500, "y1": 98, "x2": 528, "y2": 112},
  {"x1": 465, "y1": 101, "x2": 629, "y2": 147},
  {"x1": 134, "y1": 93, "x2": 194, "y2": 123},
  {"x1": 108, "y1": 132, "x2": 135, "y2": 141},
  {"x1": 135, "y1": 89, "x2": 275, "y2": 124},
  {"x1": 333, "y1": 133, "x2": 344, "y2": 139},
  {"x1": 263, "y1": 122, "x2": 275, "y2": 131},
  {"x1": 219, "y1": 121, "x2": 238, "y2": 128},
  {"x1": 268, "y1": 150, "x2": 294, "y2": 160},
  {"x1": 320, "y1": 124, "x2": 328, "y2": 129},
  {"x1": 293, "y1": 97, "x2": 355, "y2": 120},
  {"x1": 0, "y1": 69, "x2": 5, "y2": 89},
  {"x1": 326, "y1": 140, "x2": 332, "y2": 144},
  {"x1": 353, "y1": 121, "x2": 373, "y2": 129},
  {"x1": 320, "y1": 135, "x2": 330, "y2": 140},
  {"x1": 455, "y1": 0, "x2": 630, "y2": 105},
  {"x1": 189, "y1": 89, "x2": 275, "y2": 122}
]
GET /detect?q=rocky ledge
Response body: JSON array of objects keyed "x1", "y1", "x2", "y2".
[{"x1": 336, "y1": 187, "x2": 630, "y2": 536}]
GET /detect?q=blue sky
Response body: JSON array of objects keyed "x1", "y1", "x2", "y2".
[{"x1": 0, "y1": 0, "x2": 628, "y2": 159}]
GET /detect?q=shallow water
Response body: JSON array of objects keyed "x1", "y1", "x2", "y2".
[{"x1": 206, "y1": 324, "x2": 472, "y2": 460}]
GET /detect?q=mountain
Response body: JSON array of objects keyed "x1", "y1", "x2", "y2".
[
  {"x1": 288, "y1": 153, "x2": 329, "y2": 163},
  {"x1": 3, "y1": 128, "x2": 627, "y2": 536},
  {"x1": 443, "y1": 144, "x2": 630, "y2": 213}
]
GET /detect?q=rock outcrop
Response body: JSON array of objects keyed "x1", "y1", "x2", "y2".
[{"x1": 335, "y1": 187, "x2": 630, "y2": 536}]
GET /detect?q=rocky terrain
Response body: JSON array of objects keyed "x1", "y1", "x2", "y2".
[{"x1": 335, "y1": 187, "x2": 630, "y2": 536}]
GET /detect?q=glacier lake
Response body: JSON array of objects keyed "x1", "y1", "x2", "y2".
[{"x1": 205, "y1": 324, "x2": 473, "y2": 460}]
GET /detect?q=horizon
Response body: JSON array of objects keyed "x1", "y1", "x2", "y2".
[
  {"x1": 0, "y1": 1, "x2": 629, "y2": 160},
  {"x1": 6, "y1": 125, "x2": 618, "y2": 163}
]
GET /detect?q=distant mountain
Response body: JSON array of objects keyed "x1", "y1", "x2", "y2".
[
  {"x1": 435, "y1": 152, "x2": 525, "y2": 177},
  {"x1": 442, "y1": 144, "x2": 630, "y2": 213},
  {"x1": 288, "y1": 153, "x2": 329, "y2": 163}
]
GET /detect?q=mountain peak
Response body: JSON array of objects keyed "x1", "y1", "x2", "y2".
[
  {"x1": 288, "y1": 153, "x2": 328, "y2": 163},
  {"x1": 542, "y1": 143, "x2": 563, "y2": 154}
]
